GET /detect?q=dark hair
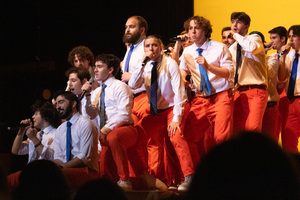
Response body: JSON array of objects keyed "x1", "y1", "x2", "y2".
[
  {"x1": 184, "y1": 16, "x2": 212, "y2": 39},
  {"x1": 94, "y1": 54, "x2": 121, "y2": 77},
  {"x1": 222, "y1": 26, "x2": 231, "y2": 35},
  {"x1": 249, "y1": 31, "x2": 266, "y2": 45},
  {"x1": 65, "y1": 67, "x2": 91, "y2": 82},
  {"x1": 53, "y1": 91, "x2": 79, "y2": 111},
  {"x1": 268, "y1": 26, "x2": 288, "y2": 44},
  {"x1": 288, "y1": 25, "x2": 300, "y2": 37},
  {"x1": 32, "y1": 100, "x2": 61, "y2": 128},
  {"x1": 130, "y1": 15, "x2": 148, "y2": 34},
  {"x1": 12, "y1": 160, "x2": 71, "y2": 200},
  {"x1": 231, "y1": 12, "x2": 251, "y2": 26},
  {"x1": 68, "y1": 45, "x2": 94, "y2": 67}
]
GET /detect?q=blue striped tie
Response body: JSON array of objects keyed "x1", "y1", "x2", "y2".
[
  {"x1": 124, "y1": 45, "x2": 134, "y2": 84},
  {"x1": 66, "y1": 121, "x2": 72, "y2": 162},
  {"x1": 287, "y1": 53, "x2": 299, "y2": 100},
  {"x1": 197, "y1": 48, "x2": 211, "y2": 95},
  {"x1": 150, "y1": 62, "x2": 158, "y2": 115},
  {"x1": 100, "y1": 83, "x2": 107, "y2": 129}
]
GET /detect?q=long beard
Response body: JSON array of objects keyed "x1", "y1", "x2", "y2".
[{"x1": 123, "y1": 32, "x2": 140, "y2": 44}]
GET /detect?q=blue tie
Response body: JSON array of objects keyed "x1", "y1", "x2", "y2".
[
  {"x1": 100, "y1": 83, "x2": 107, "y2": 129},
  {"x1": 150, "y1": 62, "x2": 158, "y2": 115},
  {"x1": 39, "y1": 130, "x2": 44, "y2": 141},
  {"x1": 124, "y1": 45, "x2": 134, "y2": 73},
  {"x1": 234, "y1": 43, "x2": 242, "y2": 85},
  {"x1": 287, "y1": 53, "x2": 299, "y2": 100},
  {"x1": 197, "y1": 48, "x2": 211, "y2": 96},
  {"x1": 66, "y1": 121, "x2": 72, "y2": 162}
]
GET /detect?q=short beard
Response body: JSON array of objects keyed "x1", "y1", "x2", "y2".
[
  {"x1": 58, "y1": 104, "x2": 73, "y2": 120},
  {"x1": 122, "y1": 32, "x2": 141, "y2": 44}
]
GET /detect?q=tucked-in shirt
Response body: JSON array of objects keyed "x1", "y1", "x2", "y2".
[
  {"x1": 18, "y1": 125, "x2": 56, "y2": 163},
  {"x1": 284, "y1": 49, "x2": 300, "y2": 97},
  {"x1": 53, "y1": 112, "x2": 99, "y2": 171},
  {"x1": 266, "y1": 55, "x2": 280, "y2": 102},
  {"x1": 92, "y1": 77, "x2": 134, "y2": 135},
  {"x1": 229, "y1": 33, "x2": 268, "y2": 87},
  {"x1": 122, "y1": 39, "x2": 146, "y2": 94},
  {"x1": 129, "y1": 55, "x2": 186, "y2": 124},
  {"x1": 179, "y1": 40, "x2": 234, "y2": 96}
]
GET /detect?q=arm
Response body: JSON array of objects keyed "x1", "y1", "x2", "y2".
[
  {"x1": 11, "y1": 119, "x2": 31, "y2": 155},
  {"x1": 26, "y1": 128, "x2": 44, "y2": 157},
  {"x1": 232, "y1": 33, "x2": 264, "y2": 55}
]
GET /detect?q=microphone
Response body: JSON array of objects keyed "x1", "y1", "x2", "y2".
[
  {"x1": 280, "y1": 43, "x2": 293, "y2": 56},
  {"x1": 142, "y1": 56, "x2": 150, "y2": 66},
  {"x1": 79, "y1": 77, "x2": 95, "y2": 100},
  {"x1": 170, "y1": 36, "x2": 186, "y2": 42},
  {"x1": 7, "y1": 119, "x2": 33, "y2": 131}
]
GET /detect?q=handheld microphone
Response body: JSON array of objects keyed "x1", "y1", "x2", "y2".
[
  {"x1": 7, "y1": 119, "x2": 33, "y2": 131},
  {"x1": 142, "y1": 56, "x2": 150, "y2": 66},
  {"x1": 170, "y1": 36, "x2": 186, "y2": 42},
  {"x1": 280, "y1": 43, "x2": 293, "y2": 56},
  {"x1": 79, "y1": 77, "x2": 95, "y2": 100}
]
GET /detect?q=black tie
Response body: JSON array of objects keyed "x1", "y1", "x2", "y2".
[
  {"x1": 234, "y1": 43, "x2": 242, "y2": 85},
  {"x1": 100, "y1": 83, "x2": 107, "y2": 129},
  {"x1": 150, "y1": 62, "x2": 158, "y2": 115}
]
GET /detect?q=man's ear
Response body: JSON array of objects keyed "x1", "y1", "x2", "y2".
[{"x1": 82, "y1": 78, "x2": 88, "y2": 85}]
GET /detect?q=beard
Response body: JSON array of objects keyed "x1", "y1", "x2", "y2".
[
  {"x1": 122, "y1": 31, "x2": 141, "y2": 44},
  {"x1": 58, "y1": 103, "x2": 72, "y2": 120}
]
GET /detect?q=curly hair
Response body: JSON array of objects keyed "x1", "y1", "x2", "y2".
[
  {"x1": 32, "y1": 100, "x2": 61, "y2": 128},
  {"x1": 184, "y1": 16, "x2": 213, "y2": 39},
  {"x1": 94, "y1": 54, "x2": 121, "y2": 77},
  {"x1": 67, "y1": 45, "x2": 94, "y2": 67}
]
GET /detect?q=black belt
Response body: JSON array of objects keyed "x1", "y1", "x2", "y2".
[
  {"x1": 133, "y1": 91, "x2": 146, "y2": 98},
  {"x1": 238, "y1": 85, "x2": 267, "y2": 92},
  {"x1": 267, "y1": 101, "x2": 277, "y2": 107},
  {"x1": 157, "y1": 108, "x2": 170, "y2": 113}
]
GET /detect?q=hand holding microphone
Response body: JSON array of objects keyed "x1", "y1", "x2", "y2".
[
  {"x1": 280, "y1": 42, "x2": 293, "y2": 56},
  {"x1": 80, "y1": 77, "x2": 94, "y2": 100},
  {"x1": 170, "y1": 34, "x2": 188, "y2": 42},
  {"x1": 142, "y1": 52, "x2": 153, "y2": 66}
]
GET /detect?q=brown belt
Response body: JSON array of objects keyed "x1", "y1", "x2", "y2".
[
  {"x1": 238, "y1": 85, "x2": 267, "y2": 92},
  {"x1": 133, "y1": 91, "x2": 146, "y2": 98},
  {"x1": 267, "y1": 101, "x2": 277, "y2": 107}
]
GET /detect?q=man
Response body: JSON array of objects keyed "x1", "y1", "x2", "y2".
[
  {"x1": 281, "y1": 25, "x2": 300, "y2": 153},
  {"x1": 52, "y1": 91, "x2": 99, "y2": 189},
  {"x1": 11, "y1": 100, "x2": 60, "y2": 162},
  {"x1": 121, "y1": 16, "x2": 149, "y2": 125},
  {"x1": 129, "y1": 35, "x2": 195, "y2": 191},
  {"x1": 229, "y1": 12, "x2": 268, "y2": 132},
  {"x1": 85, "y1": 54, "x2": 167, "y2": 191},
  {"x1": 262, "y1": 27, "x2": 289, "y2": 140},
  {"x1": 179, "y1": 16, "x2": 234, "y2": 173},
  {"x1": 8, "y1": 100, "x2": 61, "y2": 189},
  {"x1": 221, "y1": 26, "x2": 235, "y2": 48},
  {"x1": 67, "y1": 45, "x2": 98, "y2": 90}
]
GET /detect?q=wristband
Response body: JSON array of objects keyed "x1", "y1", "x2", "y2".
[{"x1": 34, "y1": 141, "x2": 42, "y2": 148}]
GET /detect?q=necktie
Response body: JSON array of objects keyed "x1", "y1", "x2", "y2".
[
  {"x1": 100, "y1": 83, "x2": 107, "y2": 129},
  {"x1": 234, "y1": 43, "x2": 242, "y2": 85},
  {"x1": 38, "y1": 130, "x2": 44, "y2": 141},
  {"x1": 150, "y1": 62, "x2": 158, "y2": 115},
  {"x1": 277, "y1": 53, "x2": 280, "y2": 60},
  {"x1": 66, "y1": 121, "x2": 72, "y2": 162},
  {"x1": 124, "y1": 45, "x2": 134, "y2": 73},
  {"x1": 287, "y1": 53, "x2": 299, "y2": 100},
  {"x1": 197, "y1": 48, "x2": 211, "y2": 96}
]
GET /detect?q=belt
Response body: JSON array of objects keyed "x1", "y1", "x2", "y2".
[
  {"x1": 238, "y1": 85, "x2": 267, "y2": 92},
  {"x1": 157, "y1": 108, "x2": 170, "y2": 113},
  {"x1": 267, "y1": 101, "x2": 277, "y2": 107},
  {"x1": 133, "y1": 91, "x2": 146, "y2": 98}
]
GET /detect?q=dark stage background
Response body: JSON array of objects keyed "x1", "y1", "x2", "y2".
[{"x1": 0, "y1": 0, "x2": 193, "y2": 169}]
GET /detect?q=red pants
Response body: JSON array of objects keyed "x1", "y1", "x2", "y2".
[
  {"x1": 233, "y1": 88, "x2": 268, "y2": 132},
  {"x1": 282, "y1": 98, "x2": 300, "y2": 153},
  {"x1": 262, "y1": 103, "x2": 279, "y2": 141},
  {"x1": 100, "y1": 125, "x2": 145, "y2": 181},
  {"x1": 183, "y1": 90, "x2": 233, "y2": 168},
  {"x1": 277, "y1": 88, "x2": 290, "y2": 141},
  {"x1": 132, "y1": 93, "x2": 148, "y2": 125},
  {"x1": 137, "y1": 104, "x2": 194, "y2": 181}
]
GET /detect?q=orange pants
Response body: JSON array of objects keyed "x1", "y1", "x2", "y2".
[
  {"x1": 132, "y1": 93, "x2": 148, "y2": 125},
  {"x1": 183, "y1": 90, "x2": 233, "y2": 168},
  {"x1": 100, "y1": 125, "x2": 145, "y2": 181},
  {"x1": 277, "y1": 88, "x2": 290, "y2": 140},
  {"x1": 282, "y1": 98, "x2": 300, "y2": 153},
  {"x1": 262, "y1": 103, "x2": 279, "y2": 140},
  {"x1": 137, "y1": 104, "x2": 194, "y2": 181},
  {"x1": 233, "y1": 88, "x2": 268, "y2": 132}
]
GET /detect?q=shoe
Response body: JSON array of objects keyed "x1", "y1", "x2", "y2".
[
  {"x1": 117, "y1": 180, "x2": 132, "y2": 191},
  {"x1": 141, "y1": 171, "x2": 168, "y2": 191},
  {"x1": 178, "y1": 174, "x2": 193, "y2": 191}
]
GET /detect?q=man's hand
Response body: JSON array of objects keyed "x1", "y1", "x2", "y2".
[
  {"x1": 121, "y1": 72, "x2": 132, "y2": 82},
  {"x1": 26, "y1": 128, "x2": 38, "y2": 140},
  {"x1": 167, "y1": 122, "x2": 180, "y2": 137},
  {"x1": 81, "y1": 81, "x2": 93, "y2": 95},
  {"x1": 195, "y1": 56, "x2": 210, "y2": 70},
  {"x1": 99, "y1": 132, "x2": 107, "y2": 146}
]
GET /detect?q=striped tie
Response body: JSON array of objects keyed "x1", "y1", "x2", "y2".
[
  {"x1": 100, "y1": 83, "x2": 107, "y2": 129},
  {"x1": 150, "y1": 61, "x2": 158, "y2": 115}
]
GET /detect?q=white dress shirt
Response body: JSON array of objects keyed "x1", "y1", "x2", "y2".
[
  {"x1": 53, "y1": 112, "x2": 99, "y2": 171},
  {"x1": 129, "y1": 55, "x2": 186, "y2": 124},
  {"x1": 285, "y1": 49, "x2": 300, "y2": 97},
  {"x1": 122, "y1": 39, "x2": 146, "y2": 94},
  {"x1": 18, "y1": 125, "x2": 56, "y2": 163},
  {"x1": 180, "y1": 40, "x2": 234, "y2": 96}
]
